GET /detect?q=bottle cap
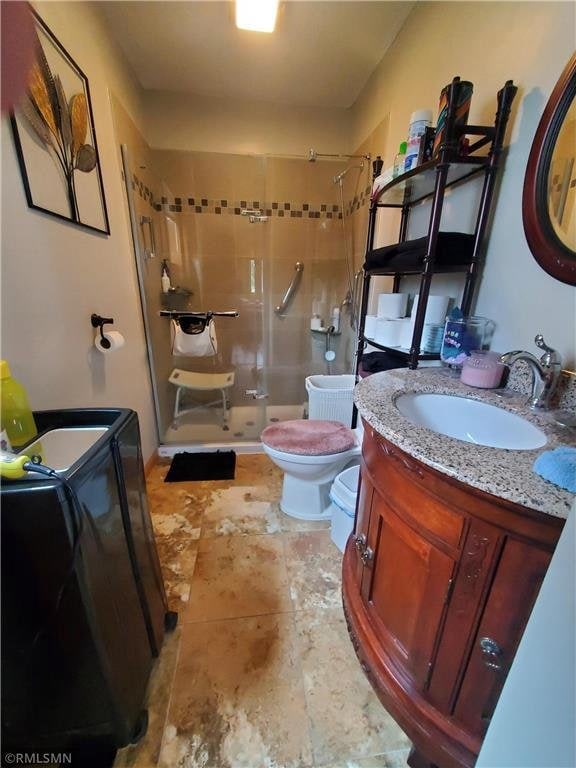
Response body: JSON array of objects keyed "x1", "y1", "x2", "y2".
[
  {"x1": 410, "y1": 109, "x2": 433, "y2": 124},
  {"x1": 0, "y1": 360, "x2": 10, "y2": 379},
  {"x1": 398, "y1": 141, "x2": 407, "y2": 154}
]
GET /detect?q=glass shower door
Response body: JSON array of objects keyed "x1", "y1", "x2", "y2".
[
  {"x1": 160, "y1": 153, "x2": 270, "y2": 444},
  {"x1": 115, "y1": 114, "x2": 355, "y2": 447}
]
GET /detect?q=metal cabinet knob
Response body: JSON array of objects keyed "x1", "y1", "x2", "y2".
[
  {"x1": 354, "y1": 533, "x2": 367, "y2": 552},
  {"x1": 479, "y1": 636, "x2": 503, "y2": 670}
]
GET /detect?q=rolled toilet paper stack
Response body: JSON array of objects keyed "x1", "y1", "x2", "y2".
[
  {"x1": 377, "y1": 292, "x2": 408, "y2": 319},
  {"x1": 375, "y1": 318, "x2": 402, "y2": 347},
  {"x1": 410, "y1": 294, "x2": 450, "y2": 326},
  {"x1": 364, "y1": 315, "x2": 378, "y2": 339},
  {"x1": 95, "y1": 330, "x2": 125, "y2": 354},
  {"x1": 398, "y1": 319, "x2": 414, "y2": 349},
  {"x1": 398, "y1": 295, "x2": 450, "y2": 351}
]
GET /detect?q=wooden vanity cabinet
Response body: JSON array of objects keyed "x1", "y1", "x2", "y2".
[{"x1": 343, "y1": 422, "x2": 563, "y2": 768}]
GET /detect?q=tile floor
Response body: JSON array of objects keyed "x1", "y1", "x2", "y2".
[{"x1": 115, "y1": 454, "x2": 410, "y2": 768}]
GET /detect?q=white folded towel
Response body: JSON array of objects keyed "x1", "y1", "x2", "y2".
[{"x1": 171, "y1": 319, "x2": 217, "y2": 357}]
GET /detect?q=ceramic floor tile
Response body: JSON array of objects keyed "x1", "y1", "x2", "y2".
[
  {"x1": 114, "y1": 627, "x2": 181, "y2": 768},
  {"x1": 318, "y1": 751, "x2": 411, "y2": 768},
  {"x1": 234, "y1": 454, "x2": 283, "y2": 496},
  {"x1": 275, "y1": 503, "x2": 332, "y2": 533},
  {"x1": 181, "y1": 534, "x2": 293, "y2": 623},
  {"x1": 159, "y1": 616, "x2": 313, "y2": 768},
  {"x1": 155, "y1": 536, "x2": 199, "y2": 610},
  {"x1": 295, "y1": 612, "x2": 411, "y2": 766},
  {"x1": 283, "y1": 530, "x2": 343, "y2": 611},
  {"x1": 147, "y1": 475, "x2": 206, "y2": 540},
  {"x1": 201, "y1": 486, "x2": 282, "y2": 538}
]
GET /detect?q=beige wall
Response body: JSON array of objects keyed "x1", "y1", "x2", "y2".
[
  {"x1": 1, "y1": 2, "x2": 158, "y2": 459},
  {"x1": 351, "y1": 1, "x2": 576, "y2": 366},
  {"x1": 143, "y1": 90, "x2": 351, "y2": 157}
]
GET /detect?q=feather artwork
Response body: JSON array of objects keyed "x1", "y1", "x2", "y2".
[
  {"x1": 19, "y1": 93, "x2": 52, "y2": 147},
  {"x1": 70, "y1": 93, "x2": 88, "y2": 156},
  {"x1": 75, "y1": 144, "x2": 97, "y2": 172},
  {"x1": 54, "y1": 75, "x2": 72, "y2": 149},
  {"x1": 17, "y1": 38, "x2": 99, "y2": 223},
  {"x1": 28, "y1": 61, "x2": 57, "y2": 136}
]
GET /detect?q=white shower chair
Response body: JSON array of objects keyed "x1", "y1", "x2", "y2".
[{"x1": 169, "y1": 369, "x2": 235, "y2": 429}]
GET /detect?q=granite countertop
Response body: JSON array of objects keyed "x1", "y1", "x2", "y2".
[{"x1": 354, "y1": 368, "x2": 575, "y2": 519}]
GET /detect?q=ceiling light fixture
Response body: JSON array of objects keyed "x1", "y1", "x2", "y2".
[{"x1": 235, "y1": 0, "x2": 279, "y2": 33}]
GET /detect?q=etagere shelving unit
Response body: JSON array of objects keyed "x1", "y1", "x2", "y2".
[{"x1": 354, "y1": 77, "x2": 518, "y2": 384}]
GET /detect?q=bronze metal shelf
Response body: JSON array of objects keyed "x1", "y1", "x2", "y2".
[
  {"x1": 373, "y1": 159, "x2": 486, "y2": 208},
  {"x1": 362, "y1": 337, "x2": 441, "y2": 361},
  {"x1": 364, "y1": 262, "x2": 472, "y2": 277}
]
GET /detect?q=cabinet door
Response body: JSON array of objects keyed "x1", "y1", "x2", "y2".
[
  {"x1": 453, "y1": 537, "x2": 551, "y2": 737},
  {"x1": 427, "y1": 520, "x2": 502, "y2": 712},
  {"x1": 362, "y1": 488, "x2": 455, "y2": 688},
  {"x1": 352, "y1": 466, "x2": 374, "y2": 587}
]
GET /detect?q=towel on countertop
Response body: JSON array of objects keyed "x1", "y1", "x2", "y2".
[
  {"x1": 171, "y1": 318, "x2": 217, "y2": 357},
  {"x1": 533, "y1": 447, "x2": 576, "y2": 493}
]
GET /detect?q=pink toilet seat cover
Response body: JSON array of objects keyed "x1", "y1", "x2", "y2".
[{"x1": 261, "y1": 419, "x2": 356, "y2": 456}]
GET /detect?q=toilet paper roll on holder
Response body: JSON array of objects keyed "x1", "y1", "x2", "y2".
[{"x1": 91, "y1": 313, "x2": 114, "y2": 349}]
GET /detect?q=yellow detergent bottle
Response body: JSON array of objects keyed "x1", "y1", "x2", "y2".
[{"x1": 0, "y1": 360, "x2": 38, "y2": 450}]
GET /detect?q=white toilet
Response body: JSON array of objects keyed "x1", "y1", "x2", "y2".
[{"x1": 261, "y1": 419, "x2": 361, "y2": 521}]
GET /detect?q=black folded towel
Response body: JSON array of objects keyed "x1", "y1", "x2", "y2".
[
  {"x1": 361, "y1": 352, "x2": 408, "y2": 373},
  {"x1": 365, "y1": 232, "x2": 474, "y2": 271}
]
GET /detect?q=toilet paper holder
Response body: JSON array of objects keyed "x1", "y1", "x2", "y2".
[{"x1": 91, "y1": 314, "x2": 114, "y2": 349}]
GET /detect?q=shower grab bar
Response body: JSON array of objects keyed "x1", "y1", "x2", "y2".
[
  {"x1": 240, "y1": 208, "x2": 262, "y2": 216},
  {"x1": 275, "y1": 262, "x2": 304, "y2": 316},
  {"x1": 139, "y1": 215, "x2": 156, "y2": 259}
]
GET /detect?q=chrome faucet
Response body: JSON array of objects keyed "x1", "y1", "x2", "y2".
[{"x1": 500, "y1": 335, "x2": 562, "y2": 410}]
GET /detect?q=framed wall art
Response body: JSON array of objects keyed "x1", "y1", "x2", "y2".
[{"x1": 10, "y1": 8, "x2": 110, "y2": 235}]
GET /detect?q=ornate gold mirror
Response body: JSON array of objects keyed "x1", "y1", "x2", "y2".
[{"x1": 523, "y1": 52, "x2": 576, "y2": 285}]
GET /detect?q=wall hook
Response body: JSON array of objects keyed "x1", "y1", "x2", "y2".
[{"x1": 91, "y1": 313, "x2": 114, "y2": 349}]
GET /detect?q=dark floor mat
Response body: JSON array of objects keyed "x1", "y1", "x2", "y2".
[{"x1": 164, "y1": 450, "x2": 236, "y2": 482}]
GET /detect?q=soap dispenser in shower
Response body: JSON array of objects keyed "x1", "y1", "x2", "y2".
[{"x1": 161, "y1": 260, "x2": 171, "y2": 293}]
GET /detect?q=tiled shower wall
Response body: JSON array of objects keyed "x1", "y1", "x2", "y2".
[
  {"x1": 146, "y1": 151, "x2": 372, "y2": 416},
  {"x1": 113, "y1": 97, "x2": 373, "y2": 440}
]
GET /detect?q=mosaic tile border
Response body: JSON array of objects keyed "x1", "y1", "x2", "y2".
[
  {"x1": 344, "y1": 185, "x2": 372, "y2": 217},
  {"x1": 130, "y1": 172, "x2": 373, "y2": 221},
  {"x1": 153, "y1": 197, "x2": 344, "y2": 220},
  {"x1": 131, "y1": 173, "x2": 155, "y2": 208}
]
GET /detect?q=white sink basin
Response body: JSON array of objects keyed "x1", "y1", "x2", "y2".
[{"x1": 395, "y1": 393, "x2": 547, "y2": 450}]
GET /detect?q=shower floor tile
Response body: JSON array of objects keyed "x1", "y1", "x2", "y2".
[
  {"x1": 163, "y1": 403, "x2": 305, "y2": 444},
  {"x1": 115, "y1": 454, "x2": 410, "y2": 768}
]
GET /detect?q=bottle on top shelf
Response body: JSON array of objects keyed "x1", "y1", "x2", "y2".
[{"x1": 392, "y1": 142, "x2": 408, "y2": 178}]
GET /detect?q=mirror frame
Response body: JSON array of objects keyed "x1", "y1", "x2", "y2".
[{"x1": 523, "y1": 51, "x2": 576, "y2": 286}]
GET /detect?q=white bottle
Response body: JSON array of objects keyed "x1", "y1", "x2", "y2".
[
  {"x1": 331, "y1": 306, "x2": 340, "y2": 332},
  {"x1": 405, "y1": 109, "x2": 433, "y2": 172},
  {"x1": 161, "y1": 267, "x2": 171, "y2": 294}
]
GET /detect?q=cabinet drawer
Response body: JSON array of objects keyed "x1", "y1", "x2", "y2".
[{"x1": 363, "y1": 427, "x2": 464, "y2": 551}]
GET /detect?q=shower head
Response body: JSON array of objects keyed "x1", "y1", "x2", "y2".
[{"x1": 308, "y1": 149, "x2": 317, "y2": 162}]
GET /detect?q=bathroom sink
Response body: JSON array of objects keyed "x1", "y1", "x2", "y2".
[{"x1": 395, "y1": 393, "x2": 547, "y2": 450}]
